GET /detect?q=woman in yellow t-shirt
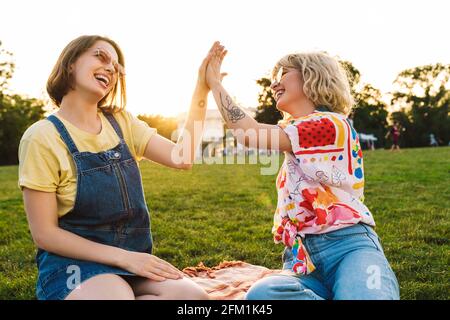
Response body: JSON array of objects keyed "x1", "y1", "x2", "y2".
[{"x1": 19, "y1": 35, "x2": 227, "y2": 300}]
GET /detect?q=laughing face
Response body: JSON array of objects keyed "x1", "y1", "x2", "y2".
[
  {"x1": 270, "y1": 66, "x2": 309, "y2": 115},
  {"x1": 70, "y1": 40, "x2": 120, "y2": 102}
]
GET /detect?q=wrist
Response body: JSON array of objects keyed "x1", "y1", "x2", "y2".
[
  {"x1": 209, "y1": 81, "x2": 222, "y2": 91},
  {"x1": 113, "y1": 248, "x2": 130, "y2": 269},
  {"x1": 195, "y1": 80, "x2": 210, "y2": 95}
]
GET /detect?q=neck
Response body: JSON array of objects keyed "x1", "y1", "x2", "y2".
[
  {"x1": 58, "y1": 91, "x2": 99, "y2": 125},
  {"x1": 286, "y1": 99, "x2": 316, "y2": 118}
]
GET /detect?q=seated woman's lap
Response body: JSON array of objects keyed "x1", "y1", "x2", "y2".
[
  {"x1": 65, "y1": 273, "x2": 209, "y2": 300},
  {"x1": 65, "y1": 273, "x2": 135, "y2": 300},
  {"x1": 245, "y1": 273, "x2": 328, "y2": 300}
]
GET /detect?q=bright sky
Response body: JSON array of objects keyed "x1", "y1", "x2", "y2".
[{"x1": 1, "y1": 0, "x2": 449, "y2": 117}]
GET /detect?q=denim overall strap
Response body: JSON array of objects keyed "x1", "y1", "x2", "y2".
[
  {"x1": 46, "y1": 115, "x2": 79, "y2": 154},
  {"x1": 102, "y1": 112, "x2": 124, "y2": 140}
]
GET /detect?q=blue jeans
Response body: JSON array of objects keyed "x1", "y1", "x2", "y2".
[{"x1": 245, "y1": 223, "x2": 400, "y2": 300}]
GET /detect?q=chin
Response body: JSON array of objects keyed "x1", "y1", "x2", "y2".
[
  {"x1": 88, "y1": 87, "x2": 109, "y2": 101},
  {"x1": 275, "y1": 100, "x2": 288, "y2": 113}
]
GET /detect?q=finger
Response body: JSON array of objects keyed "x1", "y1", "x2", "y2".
[
  {"x1": 215, "y1": 45, "x2": 224, "y2": 56},
  {"x1": 209, "y1": 41, "x2": 220, "y2": 53},
  {"x1": 220, "y1": 50, "x2": 228, "y2": 60},
  {"x1": 200, "y1": 52, "x2": 213, "y2": 68},
  {"x1": 154, "y1": 258, "x2": 183, "y2": 275},
  {"x1": 151, "y1": 260, "x2": 182, "y2": 278},
  {"x1": 142, "y1": 271, "x2": 166, "y2": 282},
  {"x1": 152, "y1": 266, "x2": 182, "y2": 280}
]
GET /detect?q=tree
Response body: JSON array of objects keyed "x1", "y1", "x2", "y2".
[
  {"x1": 391, "y1": 63, "x2": 450, "y2": 146},
  {"x1": 0, "y1": 40, "x2": 15, "y2": 92},
  {"x1": 254, "y1": 60, "x2": 390, "y2": 150},
  {"x1": 0, "y1": 41, "x2": 45, "y2": 165},
  {"x1": 340, "y1": 61, "x2": 389, "y2": 148},
  {"x1": 352, "y1": 84, "x2": 389, "y2": 148},
  {"x1": 254, "y1": 77, "x2": 282, "y2": 124},
  {"x1": 340, "y1": 60, "x2": 361, "y2": 94},
  {"x1": 137, "y1": 114, "x2": 178, "y2": 140},
  {"x1": 0, "y1": 94, "x2": 45, "y2": 165}
]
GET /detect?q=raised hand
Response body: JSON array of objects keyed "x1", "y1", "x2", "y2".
[
  {"x1": 197, "y1": 41, "x2": 221, "y2": 92},
  {"x1": 206, "y1": 42, "x2": 228, "y2": 90}
]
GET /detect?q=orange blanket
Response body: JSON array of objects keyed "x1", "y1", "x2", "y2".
[{"x1": 182, "y1": 261, "x2": 290, "y2": 300}]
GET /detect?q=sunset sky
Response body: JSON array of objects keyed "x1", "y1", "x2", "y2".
[{"x1": 1, "y1": 0, "x2": 449, "y2": 117}]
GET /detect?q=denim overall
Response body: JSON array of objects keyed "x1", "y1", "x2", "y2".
[{"x1": 35, "y1": 112, "x2": 152, "y2": 300}]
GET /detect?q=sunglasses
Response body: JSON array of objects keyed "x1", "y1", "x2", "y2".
[
  {"x1": 94, "y1": 48, "x2": 125, "y2": 76},
  {"x1": 273, "y1": 66, "x2": 286, "y2": 84}
]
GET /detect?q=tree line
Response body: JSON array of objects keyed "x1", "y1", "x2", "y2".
[
  {"x1": 0, "y1": 41, "x2": 448, "y2": 165},
  {"x1": 255, "y1": 60, "x2": 449, "y2": 149}
]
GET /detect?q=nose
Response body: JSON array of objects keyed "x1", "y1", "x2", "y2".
[
  {"x1": 270, "y1": 80, "x2": 279, "y2": 91},
  {"x1": 104, "y1": 64, "x2": 114, "y2": 74}
]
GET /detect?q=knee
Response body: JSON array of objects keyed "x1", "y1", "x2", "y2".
[
  {"x1": 164, "y1": 277, "x2": 210, "y2": 300},
  {"x1": 245, "y1": 275, "x2": 324, "y2": 300},
  {"x1": 245, "y1": 275, "x2": 286, "y2": 300}
]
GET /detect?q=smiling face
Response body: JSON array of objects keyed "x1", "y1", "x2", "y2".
[
  {"x1": 270, "y1": 66, "x2": 310, "y2": 115},
  {"x1": 70, "y1": 40, "x2": 121, "y2": 102},
  {"x1": 47, "y1": 35, "x2": 127, "y2": 111}
]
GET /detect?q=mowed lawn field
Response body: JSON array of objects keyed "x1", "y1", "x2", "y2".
[{"x1": 0, "y1": 147, "x2": 449, "y2": 300}]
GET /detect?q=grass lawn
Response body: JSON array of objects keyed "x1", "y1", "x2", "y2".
[{"x1": 0, "y1": 146, "x2": 449, "y2": 300}]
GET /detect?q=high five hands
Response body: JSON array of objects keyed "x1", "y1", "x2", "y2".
[{"x1": 197, "y1": 41, "x2": 228, "y2": 92}]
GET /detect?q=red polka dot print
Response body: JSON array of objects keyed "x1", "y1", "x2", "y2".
[{"x1": 296, "y1": 118, "x2": 336, "y2": 148}]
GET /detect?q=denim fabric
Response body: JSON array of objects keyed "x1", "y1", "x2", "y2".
[
  {"x1": 36, "y1": 112, "x2": 152, "y2": 300},
  {"x1": 245, "y1": 223, "x2": 400, "y2": 300}
]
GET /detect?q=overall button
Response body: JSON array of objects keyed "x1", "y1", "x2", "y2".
[{"x1": 105, "y1": 150, "x2": 121, "y2": 160}]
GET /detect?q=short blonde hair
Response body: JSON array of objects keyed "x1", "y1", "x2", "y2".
[{"x1": 272, "y1": 51, "x2": 354, "y2": 115}]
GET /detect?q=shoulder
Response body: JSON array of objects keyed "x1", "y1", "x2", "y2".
[
  {"x1": 297, "y1": 111, "x2": 348, "y2": 124},
  {"x1": 105, "y1": 109, "x2": 143, "y2": 128},
  {"x1": 20, "y1": 118, "x2": 59, "y2": 145},
  {"x1": 280, "y1": 111, "x2": 350, "y2": 132}
]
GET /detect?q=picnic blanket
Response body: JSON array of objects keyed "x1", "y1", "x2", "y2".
[{"x1": 182, "y1": 261, "x2": 289, "y2": 300}]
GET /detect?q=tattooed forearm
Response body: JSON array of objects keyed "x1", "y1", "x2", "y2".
[{"x1": 219, "y1": 91, "x2": 246, "y2": 123}]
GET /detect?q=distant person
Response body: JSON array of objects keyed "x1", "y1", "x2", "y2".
[
  {"x1": 205, "y1": 47, "x2": 400, "y2": 299},
  {"x1": 386, "y1": 122, "x2": 401, "y2": 151},
  {"x1": 429, "y1": 133, "x2": 438, "y2": 147},
  {"x1": 368, "y1": 139, "x2": 375, "y2": 151}
]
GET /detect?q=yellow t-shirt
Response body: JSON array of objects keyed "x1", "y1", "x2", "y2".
[{"x1": 18, "y1": 109, "x2": 157, "y2": 217}]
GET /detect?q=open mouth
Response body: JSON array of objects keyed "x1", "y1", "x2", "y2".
[
  {"x1": 94, "y1": 73, "x2": 110, "y2": 88},
  {"x1": 275, "y1": 90, "x2": 285, "y2": 101}
]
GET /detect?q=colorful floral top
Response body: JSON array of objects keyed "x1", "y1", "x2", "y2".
[{"x1": 273, "y1": 111, "x2": 375, "y2": 275}]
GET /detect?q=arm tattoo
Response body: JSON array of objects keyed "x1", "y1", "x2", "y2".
[
  {"x1": 219, "y1": 91, "x2": 246, "y2": 123},
  {"x1": 198, "y1": 100, "x2": 205, "y2": 108}
]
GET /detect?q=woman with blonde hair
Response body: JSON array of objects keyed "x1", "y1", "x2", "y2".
[
  {"x1": 205, "y1": 48, "x2": 400, "y2": 300},
  {"x1": 19, "y1": 35, "x2": 226, "y2": 300}
]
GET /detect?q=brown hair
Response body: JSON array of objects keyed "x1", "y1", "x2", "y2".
[{"x1": 47, "y1": 35, "x2": 126, "y2": 113}]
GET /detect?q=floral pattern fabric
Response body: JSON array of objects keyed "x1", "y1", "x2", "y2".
[{"x1": 273, "y1": 111, "x2": 375, "y2": 275}]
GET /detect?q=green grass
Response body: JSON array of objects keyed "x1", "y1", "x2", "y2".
[{"x1": 0, "y1": 147, "x2": 449, "y2": 299}]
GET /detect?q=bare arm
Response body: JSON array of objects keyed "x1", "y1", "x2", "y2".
[
  {"x1": 205, "y1": 47, "x2": 292, "y2": 152},
  {"x1": 142, "y1": 84, "x2": 208, "y2": 170},
  {"x1": 143, "y1": 42, "x2": 224, "y2": 169},
  {"x1": 23, "y1": 188, "x2": 183, "y2": 281},
  {"x1": 210, "y1": 83, "x2": 292, "y2": 152}
]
